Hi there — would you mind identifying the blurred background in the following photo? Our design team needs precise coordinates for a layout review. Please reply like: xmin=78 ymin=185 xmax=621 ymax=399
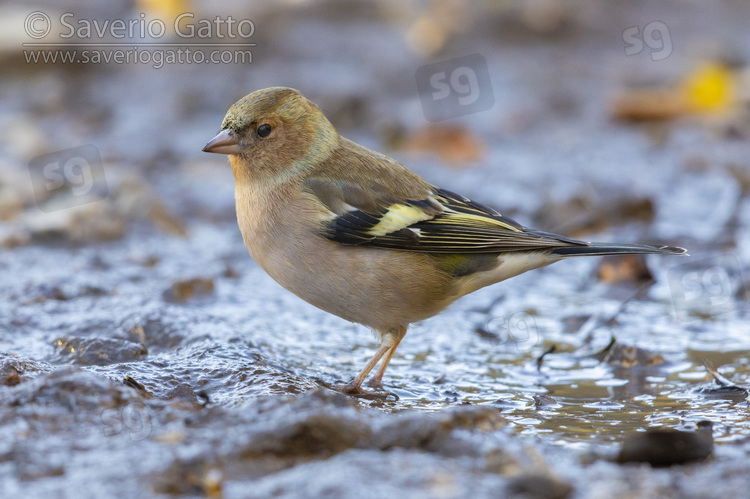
xmin=2 ymin=0 xmax=749 ymax=247
xmin=2 ymin=1 xmax=750 ymax=497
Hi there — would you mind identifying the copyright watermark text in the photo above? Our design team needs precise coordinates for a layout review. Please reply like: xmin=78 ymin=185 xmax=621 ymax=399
xmin=22 ymin=11 xmax=255 ymax=69
xmin=23 ymin=47 xmax=251 ymax=69
xmin=28 ymin=144 xmax=107 ymax=212
xmin=25 ymin=12 xmax=255 ymax=40
xmin=416 ymin=54 xmax=495 ymax=122
xmin=623 ymin=20 xmax=672 ymax=61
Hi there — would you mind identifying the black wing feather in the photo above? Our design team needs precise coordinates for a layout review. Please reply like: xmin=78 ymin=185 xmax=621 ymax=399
xmin=319 ymin=186 xmax=592 ymax=253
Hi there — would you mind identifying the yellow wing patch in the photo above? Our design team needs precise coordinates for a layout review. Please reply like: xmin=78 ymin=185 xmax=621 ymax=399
xmin=323 ymin=187 xmax=588 ymax=253
xmin=366 ymin=203 xmax=435 ymax=236
xmin=440 ymin=206 xmax=523 ymax=232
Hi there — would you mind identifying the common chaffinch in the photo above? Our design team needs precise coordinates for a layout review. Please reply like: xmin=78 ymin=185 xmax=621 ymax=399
xmin=203 ymin=87 xmax=686 ymax=397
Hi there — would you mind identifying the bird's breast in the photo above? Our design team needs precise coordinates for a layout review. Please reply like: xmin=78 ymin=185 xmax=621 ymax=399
xmin=233 ymin=185 xmax=458 ymax=329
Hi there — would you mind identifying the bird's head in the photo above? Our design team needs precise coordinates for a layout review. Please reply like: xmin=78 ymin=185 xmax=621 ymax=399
xmin=203 ymin=87 xmax=338 ymax=182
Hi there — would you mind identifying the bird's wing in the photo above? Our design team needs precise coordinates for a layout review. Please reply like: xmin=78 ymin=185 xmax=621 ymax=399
xmin=304 ymin=179 xmax=589 ymax=254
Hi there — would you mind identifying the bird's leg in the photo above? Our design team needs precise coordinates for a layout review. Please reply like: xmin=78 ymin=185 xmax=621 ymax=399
xmin=337 ymin=342 xmax=390 ymax=395
xmin=336 ymin=326 xmax=407 ymax=397
xmin=366 ymin=326 xmax=407 ymax=390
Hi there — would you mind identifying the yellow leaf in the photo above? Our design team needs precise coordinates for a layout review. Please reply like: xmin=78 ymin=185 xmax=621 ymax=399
xmin=681 ymin=63 xmax=734 ymax=113
xmin=137 ymin=0 xmax=191 ymax=25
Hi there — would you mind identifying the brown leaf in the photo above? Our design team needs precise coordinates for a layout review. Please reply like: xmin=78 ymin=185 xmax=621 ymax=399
xmin=610 ymin=89 xmax=687 ymax=122
xmin=400 ymin=125 xmax=484 ymax=167
xmin=164 ymin=277 xmax=215 ymax=303
xmin=596 ymin=254 xmax=653 ymax=284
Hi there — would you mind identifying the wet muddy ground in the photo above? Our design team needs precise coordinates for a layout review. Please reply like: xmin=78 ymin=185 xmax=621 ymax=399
xmin=2 ymin=1 xmax=750 ymax=497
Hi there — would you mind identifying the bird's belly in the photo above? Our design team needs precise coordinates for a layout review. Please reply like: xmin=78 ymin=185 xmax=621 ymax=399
xmin=245 ymin=229 xmax=456 ymax=330
xmin=452 ymin=251 xmax=561 ymax=297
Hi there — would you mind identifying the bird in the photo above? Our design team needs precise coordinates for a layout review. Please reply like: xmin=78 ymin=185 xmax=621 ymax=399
xmin=203 ymin=86 xmax=686 ymax=398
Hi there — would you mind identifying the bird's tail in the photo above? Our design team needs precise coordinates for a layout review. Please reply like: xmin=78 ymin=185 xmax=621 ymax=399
xmin=551 ymin=242 xmax=687 ymax=257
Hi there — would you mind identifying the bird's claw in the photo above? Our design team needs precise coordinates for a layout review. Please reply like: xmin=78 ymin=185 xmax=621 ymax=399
xmin=333 ymin=382 xmax=399 ymax=401
xmin=366 ymin=378 xmax=384 ymax=390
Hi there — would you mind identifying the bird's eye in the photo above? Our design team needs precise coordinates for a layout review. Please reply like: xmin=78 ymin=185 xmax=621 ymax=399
xmin=257 ymin=124 xmax=272 ymax=138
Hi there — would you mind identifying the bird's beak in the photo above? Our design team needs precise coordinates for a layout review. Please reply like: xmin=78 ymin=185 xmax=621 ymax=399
xmin=202 ymin=129 xmax=241 ymax=154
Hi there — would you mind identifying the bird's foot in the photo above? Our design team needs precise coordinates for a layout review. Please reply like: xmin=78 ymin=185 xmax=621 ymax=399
xmin=333 ymin=382 xmax=399 ymax=401
xmin=366 ymin=377 xmax=384 ymax=390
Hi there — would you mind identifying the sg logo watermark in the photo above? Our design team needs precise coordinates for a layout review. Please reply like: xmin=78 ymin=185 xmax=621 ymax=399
xmin=415 ymin=54 xmax=494 ymax=122
xmin=28 ymin=144 xmax=107 ymax=212
xmin=668 ymin=254 xmax=747 ymax=322
xmin=101 ymin=402 xmax=152 ymax=442
xmin=623 ymin=21 xmax=673 ymax=61
xmin=484 ymin=312 xmax=540 ymax=353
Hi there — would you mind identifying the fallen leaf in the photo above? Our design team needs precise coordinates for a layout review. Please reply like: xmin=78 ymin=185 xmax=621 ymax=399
xmin=400 ymin=125 xmax=484 ymax=167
